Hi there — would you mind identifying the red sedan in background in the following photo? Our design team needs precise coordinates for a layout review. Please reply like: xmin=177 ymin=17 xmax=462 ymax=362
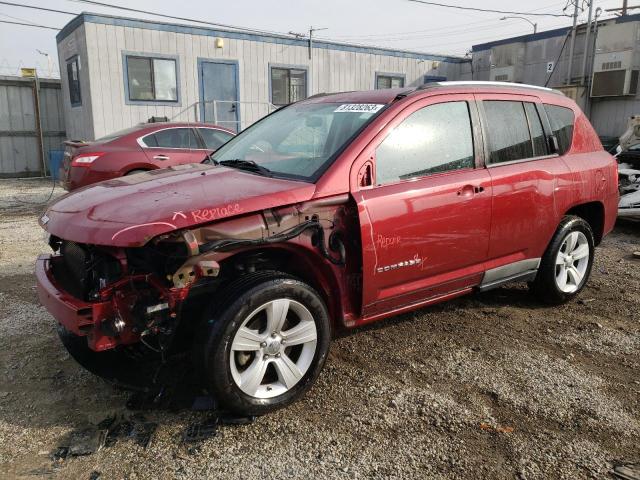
xmin=60 ymin=121 xmax=235 ymax=191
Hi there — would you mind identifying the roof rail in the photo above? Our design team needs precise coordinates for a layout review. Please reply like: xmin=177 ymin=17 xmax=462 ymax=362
xmin=416 ymin=80 xmax=563 ymax=96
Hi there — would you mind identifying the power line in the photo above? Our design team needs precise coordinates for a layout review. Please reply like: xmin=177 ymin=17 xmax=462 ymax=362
xmin=65 ymin=0 xmax=296 ymax=37
xmin=407 ymin=0 xmax=568 ymax=18
xmin=329 ymin=0 xmax=571 ymax=39
xmin=0 ymin=10 xmax=38 ymax=23
xmin=0 ymin=1 xmax=76 ymax=16
xmin=0 ymin=19 xmax=60 ymax=30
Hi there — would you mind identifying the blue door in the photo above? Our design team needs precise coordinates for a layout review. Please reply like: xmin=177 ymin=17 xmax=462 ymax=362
xmin=199 ymin=60 xmax=240 ymax=132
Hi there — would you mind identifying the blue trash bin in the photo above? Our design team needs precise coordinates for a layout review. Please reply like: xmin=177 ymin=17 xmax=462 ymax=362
xmin=48 ymin=150 xmax=64 ymax=181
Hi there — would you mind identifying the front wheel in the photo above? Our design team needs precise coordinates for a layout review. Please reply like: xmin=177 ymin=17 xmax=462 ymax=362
xmin=531 ymin=215 xmax=595 ymax=304
xmin=196 ymin=272 xmax=331 ymax=415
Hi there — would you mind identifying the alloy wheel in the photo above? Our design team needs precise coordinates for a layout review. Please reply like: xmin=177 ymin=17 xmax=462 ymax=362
xmin=554 ymin=231 xmax=590 ymax=294
xmin=229 ymin=299 xmax=318 ymax=399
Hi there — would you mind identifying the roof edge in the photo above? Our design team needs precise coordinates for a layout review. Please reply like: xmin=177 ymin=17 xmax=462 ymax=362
xmin=57 ymin=12 xmax=470 ymax=63
xmin=473 ymin=12 xmax=640 ymax=52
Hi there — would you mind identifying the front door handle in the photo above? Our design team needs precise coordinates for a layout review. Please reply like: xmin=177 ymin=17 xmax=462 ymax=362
xmin=153 ymin=154 xmax=170 ymax=161
xmin=457 ymin=184 xmax=475 ymax=197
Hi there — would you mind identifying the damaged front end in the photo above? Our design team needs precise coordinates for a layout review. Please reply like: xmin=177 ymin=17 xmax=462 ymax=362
xmin=619 ymin=165 xmax=640 ymax=219
xmin=37 ymin=232 xmax=200 ymax=353
xmin=36 ymin=195 xmax=353 ymax=358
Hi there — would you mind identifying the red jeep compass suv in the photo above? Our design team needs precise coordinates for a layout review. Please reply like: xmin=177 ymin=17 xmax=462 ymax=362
xmin=36 ymin=82 xmax=618 ymax=415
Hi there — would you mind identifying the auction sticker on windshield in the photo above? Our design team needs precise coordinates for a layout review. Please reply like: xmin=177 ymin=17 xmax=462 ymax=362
xmin=334 ymin=104 xmax=385 ymax=113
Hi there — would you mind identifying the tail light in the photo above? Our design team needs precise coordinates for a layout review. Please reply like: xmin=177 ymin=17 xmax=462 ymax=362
xmin=71 ymin=152 xmax=104 ymax=167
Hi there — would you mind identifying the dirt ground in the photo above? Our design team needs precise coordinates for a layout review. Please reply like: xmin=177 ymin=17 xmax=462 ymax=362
xmin=0 ymin=178 xmax=638 ymax=479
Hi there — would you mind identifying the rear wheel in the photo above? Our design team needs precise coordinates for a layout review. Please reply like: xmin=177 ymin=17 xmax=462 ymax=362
xmin=125 ymin=169 xmax=148 ymax=176
xmin=196 ymin=272 xmax=331 ymax=415
xmin=531 ymin=216 xmax=594 ymax=304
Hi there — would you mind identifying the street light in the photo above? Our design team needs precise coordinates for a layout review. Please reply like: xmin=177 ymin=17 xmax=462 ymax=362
xmin=500 ymin=16 xmax=538 ymax=34
xmin=36 ymin=49 xmax=53 ymax=77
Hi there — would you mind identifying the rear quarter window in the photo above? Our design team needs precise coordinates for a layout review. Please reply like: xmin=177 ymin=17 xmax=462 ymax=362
xmin=198 ymin=128 xmax=233 ymax=150
xmin=544 ymin=104 xmax=574 ymax=155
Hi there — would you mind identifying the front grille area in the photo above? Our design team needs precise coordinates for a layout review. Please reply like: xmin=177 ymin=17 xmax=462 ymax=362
xmin=52 ymin=241 xmax=122 ymax=301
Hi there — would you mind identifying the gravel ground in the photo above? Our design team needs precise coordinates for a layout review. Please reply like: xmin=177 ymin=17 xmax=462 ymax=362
xmin=0 ymin=178 xmax=639 ymax=479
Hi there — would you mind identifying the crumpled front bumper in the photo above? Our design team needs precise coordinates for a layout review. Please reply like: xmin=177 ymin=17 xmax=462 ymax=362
xmin=35 ymin=254 xmax=120 ymax=351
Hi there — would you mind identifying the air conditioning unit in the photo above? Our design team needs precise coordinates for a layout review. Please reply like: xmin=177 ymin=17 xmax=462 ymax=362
xmin=591 ymin=51 xmax=639 ymax=97
xmin=490 ymin=66 xmax=519 ymax=83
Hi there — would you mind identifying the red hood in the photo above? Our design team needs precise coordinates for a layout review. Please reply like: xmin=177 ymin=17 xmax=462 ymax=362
xmin=42 ymin=163 xmax=315 ymax=246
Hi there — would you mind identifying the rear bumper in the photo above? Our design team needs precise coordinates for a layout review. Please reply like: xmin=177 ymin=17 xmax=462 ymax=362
xmin=61 ymin=167 xmax=115 ymax=191
xmin=36 ymin=254 xmax=119 ymax=351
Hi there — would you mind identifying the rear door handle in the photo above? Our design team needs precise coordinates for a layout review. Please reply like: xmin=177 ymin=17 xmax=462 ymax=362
xmin=457 ymin=185 xmax=485 ymax=197
xmin=153 ymin=154 xmax=170 ymax=161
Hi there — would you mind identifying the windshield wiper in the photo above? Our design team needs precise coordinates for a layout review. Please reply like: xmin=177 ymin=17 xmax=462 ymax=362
xmin=203 ymin=152 xmax=219 ymax=165
xmin=218 ymin=159 xmax=272 ymax=176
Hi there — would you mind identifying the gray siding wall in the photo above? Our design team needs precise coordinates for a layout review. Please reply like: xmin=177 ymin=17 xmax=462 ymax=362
xmin=472 ymin=18 xmax=640 ymax=137
xmin=59 ymin=20 xmax=469 ymax=140
xmin=58 ymin=24 xmax=94 ymax=141
xmin=0 ymin=76 xmax=66 ymax=177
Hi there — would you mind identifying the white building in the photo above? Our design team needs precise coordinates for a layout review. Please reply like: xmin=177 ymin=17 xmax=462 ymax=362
xmin=56 ymin=12 xmax=471 ymax=140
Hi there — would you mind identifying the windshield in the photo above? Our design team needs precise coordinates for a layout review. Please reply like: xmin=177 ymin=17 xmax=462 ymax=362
xmin=211 ymin=102 xmax=385 ymax=181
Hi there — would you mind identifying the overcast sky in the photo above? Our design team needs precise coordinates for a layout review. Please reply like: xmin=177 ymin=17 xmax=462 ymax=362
xmin=0 ymin=0 xmax=630 ymax=78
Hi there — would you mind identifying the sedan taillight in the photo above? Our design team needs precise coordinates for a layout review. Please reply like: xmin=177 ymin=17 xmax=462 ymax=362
xmin=71 ymin=152 xmax=104 ymax=167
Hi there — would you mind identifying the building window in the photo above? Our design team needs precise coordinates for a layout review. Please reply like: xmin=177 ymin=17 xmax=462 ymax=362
xmin=270 ymin=66 xmax=307 ymax=106
xmin=66 ymin=56 xmax=81 ymax=107
xmin=375 ymin=73 xmax=405 ymax=89
xmin=376 ymin=101 xmax=474 ymax=185
xmin=126 ymin=55 xmax=178 ymax=102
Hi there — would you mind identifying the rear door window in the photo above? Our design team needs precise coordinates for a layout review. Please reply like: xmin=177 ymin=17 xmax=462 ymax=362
xmin=544 ymin=104 xmax=575 ymax=155
xmin=198 ymin=128 xmax=233 ymax=150
xmin=483 ymin=101 xmax=533 ymax=164
xmin=524 ymin=102 xmax=548 ymax=157
xmin=375 ymin=101 xmax=474 ymax=185
xmin=143 ymin=128 xmax=200 ymax=149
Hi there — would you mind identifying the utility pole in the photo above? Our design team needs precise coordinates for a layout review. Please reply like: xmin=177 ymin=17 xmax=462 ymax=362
xmin=580 ymin=0 xmax=594 ymax=86
xmin=566 ymin=0 xmax=580 ymax=85
xmin=606 ymin=1 xmax=640 ymax=15
xmin=308 ymin=26 xmax=328 ymax=59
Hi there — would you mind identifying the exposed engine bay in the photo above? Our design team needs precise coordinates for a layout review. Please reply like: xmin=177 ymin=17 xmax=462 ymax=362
xmin=43 ymin=194 xmax=357 ymax=356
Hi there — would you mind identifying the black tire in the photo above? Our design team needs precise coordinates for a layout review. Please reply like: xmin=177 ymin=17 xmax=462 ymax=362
xmin=57 ymin=325 xmax=162 ymax=391
xmin=531 ymin=215 xmax=595 ymax=305
xmin=196 ymin=271 xmax=331 ymax=415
